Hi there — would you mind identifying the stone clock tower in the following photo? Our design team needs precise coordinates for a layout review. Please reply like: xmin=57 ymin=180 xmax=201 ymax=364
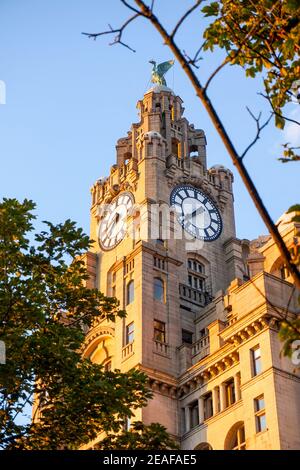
xmin=84 ymin=83 xmax=248 ymax=441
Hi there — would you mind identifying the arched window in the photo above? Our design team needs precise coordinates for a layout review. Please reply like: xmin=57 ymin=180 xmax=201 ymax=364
xmin=270 ymin=257 xmax=290 ymax=281
xmin=127 ymin=280 xmax=134 ymax=305
xmin=194 ymin=442 xmax=213 ymax=450
xmin=124 ymin=151 xmax=132 ymax=165
xmin=189 ymin=144 xmax=199 ymax=157
xmin=85 ymin=334 xmax=114 ymax=369
xmin=225 ymin=422 xmax=246 ymax=450
xmin=154 ymin=277 xmax=164 ymax=302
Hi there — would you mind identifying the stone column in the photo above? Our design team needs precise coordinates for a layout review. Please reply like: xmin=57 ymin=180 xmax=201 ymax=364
xmin=234 ymin=372 xmax=241 ymax=401
xmin=220 ymin=382 xmax=227 ymax=411
xmin=198 ymin=397 xmax=204 ymax=424
xmin=212 ymin=386 xmax=219 ymax=415
xmin=185 ymin=406 xmax=190 ymax=433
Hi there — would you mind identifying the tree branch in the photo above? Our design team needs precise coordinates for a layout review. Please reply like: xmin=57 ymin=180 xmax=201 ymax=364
xmin=82 ymin=13 xmax=141 ymax=52
xmin=259 ymin=92 xmax=300 ymax=126
xmin=240 ymin=107 xmax=273 ymax=160
xmin=171 ymin=1 xmax=203 ymax=39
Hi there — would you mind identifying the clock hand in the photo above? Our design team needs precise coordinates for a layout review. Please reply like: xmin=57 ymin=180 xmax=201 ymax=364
xmin=192 ymin=206 xmax=205 ymax=218
xmin=107 ymin=213 xmax=121 ymax=235
xmin=184 ymin=206 xmax=204 ymax=222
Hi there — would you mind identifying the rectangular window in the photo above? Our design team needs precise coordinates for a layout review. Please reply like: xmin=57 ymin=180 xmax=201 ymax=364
xmin=199 ymin=328 xmax=207 ymax=338
xmin=154 ymin=320 xmax=166 ymax=343
xmin=254 ymin=395 xmax=267 ymax=433
xmin=189 ymin=401 xmax=199 ymax=429
xmin=203 ymin=392 xmax=213 ymax=420
xmin=251 ymin=345 xmax=262 ymax=376
xmin=126 ymin=322 xmax=134 ymax=344
xmin=182 ymin=329 xmax=193 ymax=344
xmin=225 ymin=378 xmax=236 ymax=407
xmin=181 ymin=408 xmax=186 ymax=434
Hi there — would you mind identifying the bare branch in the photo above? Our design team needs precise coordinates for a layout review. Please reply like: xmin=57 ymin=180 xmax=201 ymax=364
xmin=171 ymin=1 xmax=203 ymax=39
xmin=204 ymin=58 xmax=228 ymax=91
xmin=240 ymin=107 xmax=273 ymax=160
xmin=120 ymin=0 xmax=146 ymax=16
xmin=82 ymin=13 xmax=140 ymax=52
xmin=182 ymin=42 xmax=205 ymax=69
xmin=259 ymin=92 xmax=300 ymax=126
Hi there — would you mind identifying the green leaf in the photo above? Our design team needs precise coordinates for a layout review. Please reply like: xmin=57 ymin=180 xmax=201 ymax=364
xmin=202 ymin=2 xmax=220 ymax=17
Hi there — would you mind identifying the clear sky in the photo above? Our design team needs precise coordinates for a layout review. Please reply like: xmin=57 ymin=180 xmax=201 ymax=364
xmin=0 ymin=0 xmax=299 ymax=241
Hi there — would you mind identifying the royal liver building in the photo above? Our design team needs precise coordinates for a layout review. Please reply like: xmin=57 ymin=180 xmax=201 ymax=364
xmin=83 ymin=66 xmax=300 ymax=450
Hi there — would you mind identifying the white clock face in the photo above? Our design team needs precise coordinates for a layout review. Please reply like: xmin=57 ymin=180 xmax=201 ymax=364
xmin=99 ymin=192 xmax=134 ymax=250
xmin=170 ymin=185 xmax=222 ymax=241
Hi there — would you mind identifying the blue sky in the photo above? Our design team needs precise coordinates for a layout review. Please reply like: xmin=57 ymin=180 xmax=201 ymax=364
xmin=0 ymin=0 xmax=299 ymax=241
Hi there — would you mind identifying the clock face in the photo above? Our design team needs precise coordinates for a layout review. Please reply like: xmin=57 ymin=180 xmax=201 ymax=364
xmin=170 ymin=185 xmax=222 ymax=241
xmin=99 ymin=192 xmax=134 ymax=250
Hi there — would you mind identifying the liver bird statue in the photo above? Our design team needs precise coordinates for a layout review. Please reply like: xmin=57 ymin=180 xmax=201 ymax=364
xmin=149 ymin=59 xmax=175 ymax=86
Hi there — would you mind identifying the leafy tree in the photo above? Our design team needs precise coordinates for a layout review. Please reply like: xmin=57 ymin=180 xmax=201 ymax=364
xmin=0 ymin=198 xmax=175 ymax=450
xmin=97 ymin=422 xmax=179 ymax=450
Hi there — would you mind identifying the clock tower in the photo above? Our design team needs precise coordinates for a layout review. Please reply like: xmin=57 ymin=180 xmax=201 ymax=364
xmin=85 ymin=82 xmax=247 ymax=440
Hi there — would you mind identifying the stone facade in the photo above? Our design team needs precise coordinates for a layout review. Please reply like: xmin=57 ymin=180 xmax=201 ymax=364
xmin=83 ymin=85 xmax=300 ymax=450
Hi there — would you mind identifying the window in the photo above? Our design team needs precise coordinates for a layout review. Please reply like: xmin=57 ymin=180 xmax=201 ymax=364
xmin=189 ymin=401 xmax=199 ymax=429
xmin=126 ymin=280 xmax=134 ymax=305
xmin=254 ymin=395 xmax=267 ymax=433
xmin=194 ymin=442 xmax=213 ymax=450
xmin=182 ymin=329 xmax=193 ymax=344
xmin=229 ymin=424 xmax=246 ymax=450
xmin=188 ymin=274 xmax=204 ymax=291
xmin=251 ymin=345 xmax=262 ymax=376
xmin=199 ymin=328 xmax=208 ymax=338
xmin=181 ymin=408 xmax=186 ymax=433
xmin=187 ymin=259 xmax=205 ymax=292
xmin=154 ymin=320 xmax=166 ymax=343
xmin=154 ymin=256 xmax=165 ymax=271
xmin=126 ymin=322 xmax=134 ymax=344
xmin=126 ymin=259 xmax=134 ymax=274
xmin=280 ymin=265 xmax=289 ymax=280
xmin=203 ymin=392 xmax=213 ymax=420
xmin=188 ymin=259 xmax=204 ymax=274
xmin=103 ymin=360 xmax=112 ymax=372
xmin=154 ymin=277 xmax=164 ymax=302
xmin=225 ymin=378 xmax=236 ymax=407
xmin=171 ymin=137 xmax=180 ymax=157
xmin=123 ymin=416 xmax=131 ymax=431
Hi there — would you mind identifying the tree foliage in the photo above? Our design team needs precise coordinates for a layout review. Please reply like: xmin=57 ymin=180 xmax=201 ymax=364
xmin=97 ymin=421 xmax=179 ymax=450
xmin=0 ymin=198 xmax=175 ymax=450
